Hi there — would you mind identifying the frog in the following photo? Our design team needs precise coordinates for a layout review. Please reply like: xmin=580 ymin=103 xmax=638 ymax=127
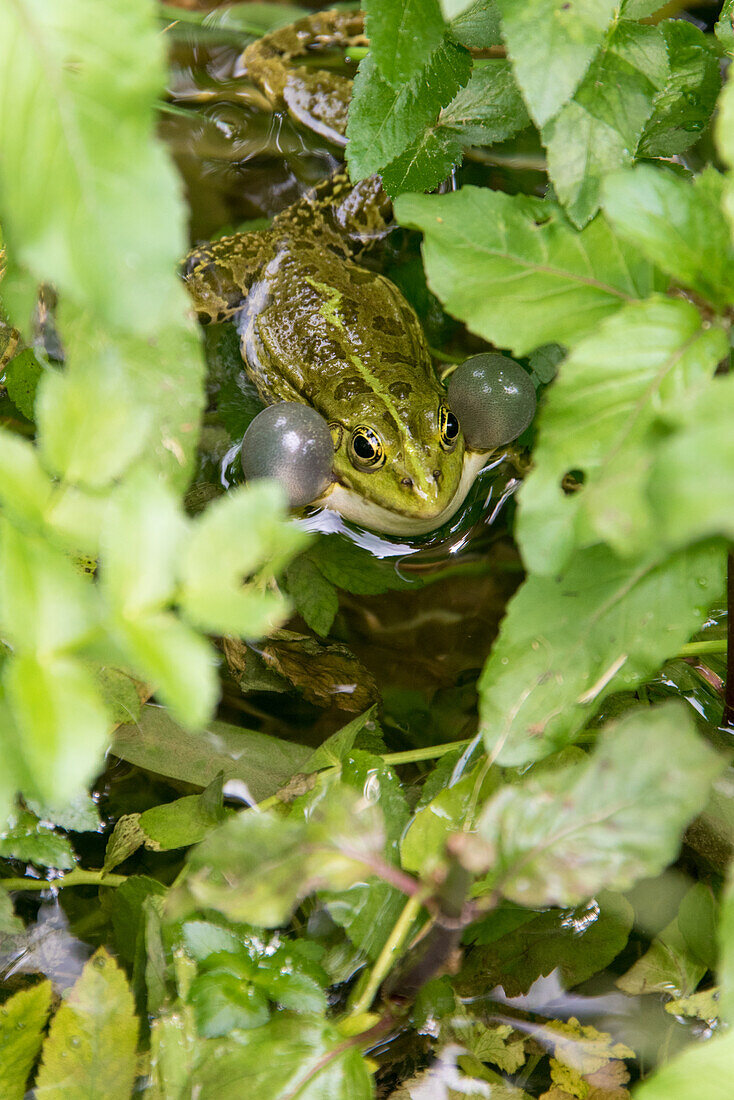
xmin=182 ymin=11 xmax=534 ymax=536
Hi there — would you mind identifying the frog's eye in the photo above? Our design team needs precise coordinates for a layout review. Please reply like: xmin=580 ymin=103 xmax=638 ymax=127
xmin=447 ymin=352 xmax=536 ymax=451
xmin=240 ymin=402 xmax=333 ymax=506
xmin=438 ymin=404 xmax=460 ymax=451
xmin=348 ymin=426 xmax=385 ymax=471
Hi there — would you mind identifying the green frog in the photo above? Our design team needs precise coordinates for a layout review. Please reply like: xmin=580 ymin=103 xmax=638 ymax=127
xmin=183 ymin=11 xmax=533 ymax=536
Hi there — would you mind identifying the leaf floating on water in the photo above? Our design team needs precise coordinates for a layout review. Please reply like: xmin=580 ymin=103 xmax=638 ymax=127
xmin=34 ymin=948 xmax=138 ymax=1100
xmin=262 ymin=631 xmax=380 ymax=712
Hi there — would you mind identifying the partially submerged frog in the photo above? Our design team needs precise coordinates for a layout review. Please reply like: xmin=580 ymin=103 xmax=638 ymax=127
xmin=183 ymin=12 xmax=535 ymax=536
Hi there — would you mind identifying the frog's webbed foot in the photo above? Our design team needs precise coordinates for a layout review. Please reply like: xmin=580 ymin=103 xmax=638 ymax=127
xmin=239 ymin=10 xmax=365 ymax=146
xmin=182 ymin=232 xmax=268 ymax=324
xmin=273 ymin=172 xmax=393 ymax=258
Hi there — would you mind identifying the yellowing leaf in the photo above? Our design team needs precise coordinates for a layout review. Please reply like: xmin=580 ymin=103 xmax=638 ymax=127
xmin=35 ymin=948 xmax=139 ymax=1100
xmin=0 ymin=980 xmax=52 ymax=1100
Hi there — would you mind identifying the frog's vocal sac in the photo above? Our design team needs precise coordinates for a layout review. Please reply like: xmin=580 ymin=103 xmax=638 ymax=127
xmin=182 ymin=11 xmax=529 ymax=536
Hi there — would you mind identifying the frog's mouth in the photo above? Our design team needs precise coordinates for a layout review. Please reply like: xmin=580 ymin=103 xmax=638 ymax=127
xmin=315 ymin=450 xmax=491 ymax=536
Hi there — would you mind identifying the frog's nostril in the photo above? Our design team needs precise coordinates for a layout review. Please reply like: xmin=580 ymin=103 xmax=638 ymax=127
xmin=433 ymin=469 xmax=442 ymax=483
xmin=401 ymin=477 xmax=413 ymax=489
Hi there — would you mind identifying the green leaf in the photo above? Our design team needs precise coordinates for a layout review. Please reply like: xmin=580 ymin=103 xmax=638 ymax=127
xmin=303 ymin=707 xmax=382 ymax=771
xmin=319 ymin=753 xmax=410 ymax=959
xmin=0 ymin=0 xmax=189 ymax=335
xmin=24 ymin=791 xmax=101 ymax=833
xmin=603 ymin=167 xmax=734 ymax=310
xmin=303 ymin=534 xmax=419 ymax=596
xmin=542 ymin=22 xmax=667 ymax=228
xmin=99 ymin=469 xmax=186 ymax=617
xmin=190 ymin=972 xmax=270 ymax=1038
xmin=113 ymin=612 xmax=218 ymax=731
xmin=54 ymin=306 xmax=205 ymax=489
xmin=364 ymin=0 xmax=446 ymax=87
xmin=638 ymin=20 xmax=721 ymax=159
xmin=3 ymin=347 xmax=45 ymax=420
xmin=395 ymin=187 xmax=660 ymax=357
xmin=0 ymin=520 xmax=98 ymax=656
xmin=35 ymin=948 xmax=139 ymax=1100
xmin=111 ymin=705 xmax=311 ymax=800
xmin=449 ymin=0 xmax=502 ymax=48
xmin=496 ymin=0 xmax=618 ymax=128
xmin=439 ymin=61 xmax=529 ymax=148
xmin=0 ymin=889 xmax=22 ymax=935
xmin=517 ymin=298 xmax=728 ymax=571
xmin=0 ymin=981 xmax=52 ymax=1100
xmin=0 ymin=809 xmax=76 ymax=869
xmin=478 ymin=541 xmax=724 ymax=766
xmin=179 ymin=482 xmax=304 ymax=637
xmin=285 ymin=556 xmax=339 ymax=637
xmin=470 ymin=703 xmax=723 ymax=907
xmin=347 ymin=42 xmax=471 ymax=192
xmin=616 ymin=887 xmax=710 ymax=998
xmin=717 ymin=1 xmax=734 ymax=55
xmin=139 ymin=775 xmax=227 ymax=851
xmin=191 ymin=1015 xmax=373 ymax=1100
xmin=36 ymin=353 xmax=152 ymax=490
xmin=634 ymin=1026 xmax=734 ymax=1100
xmin=0 ymin=431 xmax=53 ymax=528
xmin=460 ymin=893 xmax=633 ymax=997
xmin=169 ymin=786 xmax=386 ymax=927
xmin=401 ymin=760 xmax=499 ymax=875
xmin=5 ymin=654 xmax=110 ymax=803
xmin=718 ymin=863 xmax=734 ymax=1025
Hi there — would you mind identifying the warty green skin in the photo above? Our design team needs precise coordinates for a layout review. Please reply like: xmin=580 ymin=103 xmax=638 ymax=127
xmin=182 ymin=13 xmax=490 ymax=535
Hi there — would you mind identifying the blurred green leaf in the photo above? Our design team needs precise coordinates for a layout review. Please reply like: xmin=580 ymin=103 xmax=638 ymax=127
xmin=0 ymin=810 xmax=76 ymax=870
xmin=603 ymin=167 xmax=734 ymax=311
xmin=634 ymin=1026 xmax=734 ymax=1100
xmin=0 ymin=431 xmax=53 ymax=528
xmin=496 ymin=0 xmax=618 ymax=128
xmin=0 ymin=0 xmax=189 ymax=335
xmin=395 ymin=188 xmax=660 ymax=357
xmin=470 ymin=704 xmax=723 ymax=907
xmin=191 ymin=1014 xmax=373 ymax=1099
xmin=190 ymin=972 xmax=270 ymax=1038
xmin=0 ymin=981 xmax=52 ymax=1100
xmin=169 ymin=786 xmax=386 ymax=927
xmin=717 ymin=1 xmax=734 ymax=55
xmin=478 ymin=542 xmax=724 ymax=766
xmin=34 ymin=949 xmax=138 ymax=1100
xmin=461 ymin=894 xmax=633 ymax=996
xmin=111 ymin=705 xmax=311 ymax=799
xmin=24 ymin=791 xmax=101 ymax=834
xmin=5 ymin=654 xmax=109 ymax=803
xmin=517 ymin=298 xmax=728 ymax=571
xmin=140 ymin=775 xmax=227 ymax=851
xmin=36 ymin=353 xmax=152 ymax=490
xmin=617 ymin=885 xmax=711 ymax=998
xmin=179 ymin=482 xmax=304 ymax=637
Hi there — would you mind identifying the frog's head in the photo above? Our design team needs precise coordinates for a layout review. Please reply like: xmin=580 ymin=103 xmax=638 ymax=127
xmin=328 ymin=390 xmax=466 ymax=529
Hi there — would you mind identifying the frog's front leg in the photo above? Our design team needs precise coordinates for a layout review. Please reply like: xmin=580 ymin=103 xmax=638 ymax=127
xmin=239 ymin=10 xmax=365 ymax=146
xmin=182 ymin=231 xmax=268 ymax=324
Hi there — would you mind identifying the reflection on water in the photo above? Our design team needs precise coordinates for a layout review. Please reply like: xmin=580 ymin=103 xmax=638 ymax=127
xmin=0 ymin=898 xmax=90 ymax=993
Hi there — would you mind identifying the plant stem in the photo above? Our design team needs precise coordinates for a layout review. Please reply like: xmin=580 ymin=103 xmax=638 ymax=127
xmin=0 ymin=868 xmax=127 ymax=891
xmin=724 ymin=551 xmax=734 ymax=729
xmin=348 ymin=892 xmax=426 ymax=1017
xmin=380 ymin=739 xmax=473 ymax=766
xmin=676 ymin=639 xmax=728 ymax=658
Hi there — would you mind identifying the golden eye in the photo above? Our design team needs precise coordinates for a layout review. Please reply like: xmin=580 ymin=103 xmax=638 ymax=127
xmin=348 ymin=425 xmax=385 ymax=471
xmin=438 ymin=404 xmax=460 ymax=451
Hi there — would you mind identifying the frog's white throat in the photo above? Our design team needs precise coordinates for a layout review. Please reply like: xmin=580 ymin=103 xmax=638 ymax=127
xmin=315 ymin=450 xmax=492 ymax=536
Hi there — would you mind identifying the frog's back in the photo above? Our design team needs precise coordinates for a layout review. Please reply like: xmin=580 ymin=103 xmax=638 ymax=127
xmin=237 ymin=239 xmax=444 ymax=430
